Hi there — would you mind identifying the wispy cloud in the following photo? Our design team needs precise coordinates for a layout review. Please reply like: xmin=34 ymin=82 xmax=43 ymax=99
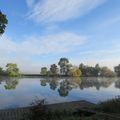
xmin=78 ymin=49 xmax=120 ymax=57
xmin=0 ymin=33 xmax=86 ymax=55
xmin=97 ymin=15 xmax=120 ymax=29
xmin=28 ymin=0 xmax=106 ymax=23
xmin=26 ymin=0 xmax=35 ymax=7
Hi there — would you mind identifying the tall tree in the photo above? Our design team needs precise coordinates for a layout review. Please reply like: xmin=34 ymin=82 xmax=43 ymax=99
xmin=79 ymin=63 xmax=88 ymax=76
xmin=100 ymin=67 xmax=116 ymax=77
xmin=40 ymin=67 xmax=47 ymax=76
xmin=94 ymin=64 xmax=101 ymax=76
xmin=6 ymin=63 xmax=20 ymax=77
xmin=0 ymin=11 xmax=8 ymax=35
xmin=0 ymin=67 xmax=6 ymax=75
xmin=114 ymin=64 xmax=120 ymax=76
xmin=66 ymin=64 xmax=73 ymax=76
xmin=50 ymin=64 xmax=58 ymax=76
xmin=58 ymin=58 xmax=69 ymax=75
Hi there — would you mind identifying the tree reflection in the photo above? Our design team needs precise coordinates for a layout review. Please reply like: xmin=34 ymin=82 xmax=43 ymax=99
xmin=79 ymin=77 xmax=115 ymax=90
xmin=4 ymin=77 xmax=19 ymax=90
xmin=49 ymin=78 xmax=58 ymax=90
xmin=57 ymin=78 xmax=82 ymax=97
xmin=0 ymin=77 xmax=3 ymax=84
xmin=115 ymin=78 xmax=120 ymax=89
xmin=40 ymin=77 xmax=116 ymax=97
xmin=58 ymin=79 xmax=72 ymax=97
xmin=40 ymin=79 xmax=48 ymax=86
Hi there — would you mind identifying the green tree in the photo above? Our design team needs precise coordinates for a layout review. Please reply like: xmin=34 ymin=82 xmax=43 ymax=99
xmin=94 ymin=64 xmax=101 ymax=76
xmin=66 ymin=64 xmax=73 ymax=76
xmin=0 ymin=67 xmax=3 ymax=72
xmin=50 ymin=64 xmax=58 ymax=76
xmin=6 ymin=63 xmax=20 ymax=77
xmin=0 ymin=11 xmax=8 ymax=35
xmin=0 ymin=67 xmax=6 ymax=75
xmin=0 ymin=67 xmax=3 ymax=75
xmin=100 ymin=67 xmax=116 ymax=77
xmin=47 ymin=70 xmax=52 ymax=76
xmin=58 ymin=58 xmax=69 ymax=75
xmin=79 ymin=63 xmax=87 ymax=76
xmin=40 ymin=67 xmax=47 ymax=76
xmin=114 ymin=64 xmax=120 ymax=76
xmin=79 ymin=63 xmax=101 ymax=77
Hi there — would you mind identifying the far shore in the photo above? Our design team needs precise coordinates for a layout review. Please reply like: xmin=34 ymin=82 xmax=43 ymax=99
xmin=0 ymin=74 xmax=119 ymax=78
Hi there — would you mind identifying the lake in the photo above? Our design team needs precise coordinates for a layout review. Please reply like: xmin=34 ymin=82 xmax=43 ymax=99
xmin=0 ymin=77 xmax=120 ymax=110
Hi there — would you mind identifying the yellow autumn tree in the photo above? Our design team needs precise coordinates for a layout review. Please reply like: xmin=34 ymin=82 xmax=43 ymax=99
xmin=70 ymin=66 xmax=82 ymax=77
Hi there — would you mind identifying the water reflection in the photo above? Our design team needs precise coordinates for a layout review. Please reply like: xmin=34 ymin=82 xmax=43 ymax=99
xmin=4 ymin=78 xmax=18 ymax=90
xmin=58 ymin=79 xmax=72 ymax=97
xmin=40 ymin=78 xmax=59 ymax=90
xmin=0 ymin=77 xmax=19 ymax=90
xmin=40 ymin=79 xmax=47 ymax=86
xmin=40 ymin=77 xmax=120 ymax=97
xmin=0 ymin=77 xmax=120 ymax=96
xmin=0 ymin=77 xmax=120 ymax=109
xmin=115 ymin=78 xmax=120 ymax=89
xmin=79 ymin=77 xmax=115 ymax=90
xmin=50 ymin=79 xmax=58 ymax=90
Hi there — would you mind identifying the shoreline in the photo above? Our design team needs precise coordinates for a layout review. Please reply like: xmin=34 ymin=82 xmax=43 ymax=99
xmin=0 ymin=100 xmax=95 ymax=111
xmin=0 ymin=74 xmax=118 ymax=78
xmin=0 ymin=100 xmax=119 ymax=120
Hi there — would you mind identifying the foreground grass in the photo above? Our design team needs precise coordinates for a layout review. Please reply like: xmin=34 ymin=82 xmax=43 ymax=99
xmin=95 ymin=97 xmax=120 ymax=114
xmin=21 ymin=98 xmax=120 ymax=120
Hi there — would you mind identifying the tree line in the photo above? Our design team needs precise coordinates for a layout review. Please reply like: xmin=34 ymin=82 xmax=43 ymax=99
xmin=40 ymin=57 xmax=120 ymax=77
xmin=0 ymin=58 xmax=120 ymax=77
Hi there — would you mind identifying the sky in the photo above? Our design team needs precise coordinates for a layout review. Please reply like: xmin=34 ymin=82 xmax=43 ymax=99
xmin=0 ymin=0 xmax=120 ymax=73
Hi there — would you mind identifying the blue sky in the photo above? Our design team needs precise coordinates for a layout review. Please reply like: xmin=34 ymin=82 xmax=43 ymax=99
xmin=0 ymin=0 xmax=120 ymax=73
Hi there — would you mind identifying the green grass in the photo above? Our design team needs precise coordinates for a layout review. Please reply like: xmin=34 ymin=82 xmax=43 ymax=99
xmin=96 ymin=97 xmax=120 ymax=114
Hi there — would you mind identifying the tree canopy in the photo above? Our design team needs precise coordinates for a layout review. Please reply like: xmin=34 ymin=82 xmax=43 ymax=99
xmin=40 ymin=67 xmax=47 ymax=76
xmin=58 ymin=58 xmax=69 ymax=75
xmin=6 ymin=63 xmax=20 ymax=77
xmin=0 ymin=11 xmax=8 ymax=35
xmin=50 ymin=64 xmax=58 ymax=76
xmin=70 ymin=67 xmax=82 ymax=77
xmin=114 ymin=64 xmax=120 ymax=76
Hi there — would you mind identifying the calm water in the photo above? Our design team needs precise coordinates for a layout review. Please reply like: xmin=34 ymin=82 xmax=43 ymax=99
xmin=0 ymin=77 xmax=120 ymax=109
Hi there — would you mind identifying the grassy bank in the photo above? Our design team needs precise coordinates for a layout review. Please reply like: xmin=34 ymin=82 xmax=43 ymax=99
xmin=21 ymin=97 xmax=120 ymax=120
xmin=0 ymin=98 xmax=119 ymax=120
